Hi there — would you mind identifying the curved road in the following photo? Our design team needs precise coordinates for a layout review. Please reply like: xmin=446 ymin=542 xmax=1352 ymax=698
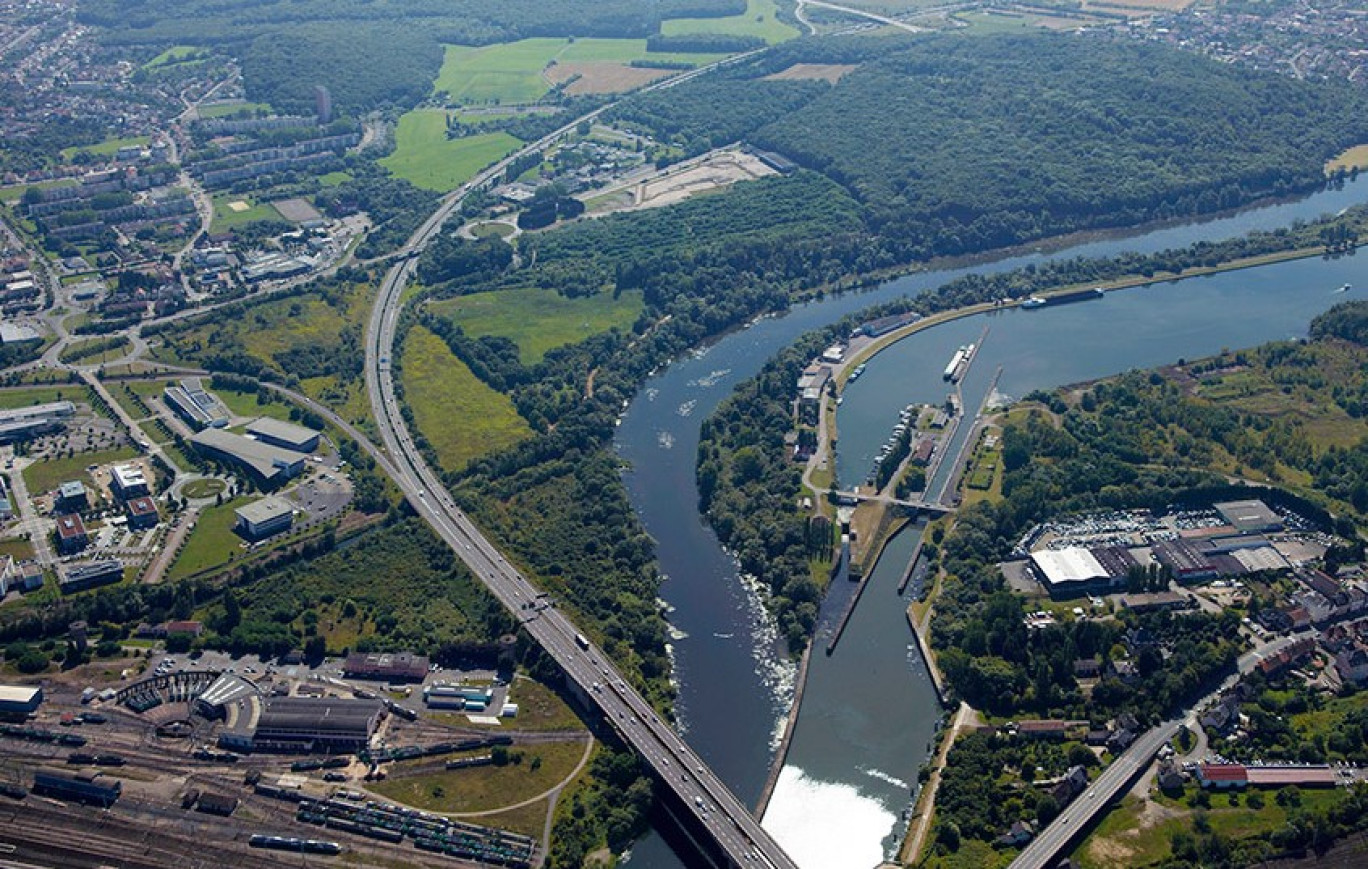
xmin=361 ymin=57 xmax=798 ymax=869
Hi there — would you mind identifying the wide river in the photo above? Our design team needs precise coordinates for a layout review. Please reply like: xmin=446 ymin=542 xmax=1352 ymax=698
xmin=616 ymin=179 xmax=1368 ymax=868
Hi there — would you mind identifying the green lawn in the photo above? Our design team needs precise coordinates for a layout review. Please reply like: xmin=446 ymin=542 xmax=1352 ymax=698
xmin=401 ymin=326 xmax=533 ymax=471
xmin=61 ymin=136 xmax=150 ymax=161
xmin=427 ymin=287 xmax=643 ymax=364
xmin=181 ymin=478 xmax=227 ymax=499
xmin=0 ymin=538 xmax=35 ymax=562
xmin=197 ymin=101 xmax=273 ymax=119
xmin=506 ymin=676 xmax=588 ymax=732
xmin=661 ymin=0 xmax=800 ymax=43
xmin=166 ymin=497 xmax=252 ymax=581
xmin=380 ymin=111 xmax=521 ymax=192
xmin=142 ymin=45 xmax=209 ymax=70
xmin=433 ymin=38 xmax=726 ymax=105
xmin=370 ymin=737 xmax=589 ymax=813
xmin=0 ymin=386 xmax=87 ymax=412
xmin=318 ymin=170 xmax=352 ymax=187
xmin=209 ymin=193 xmax=283 ymax=233
xmin=22 ymin=447 xmax=139 ymax=496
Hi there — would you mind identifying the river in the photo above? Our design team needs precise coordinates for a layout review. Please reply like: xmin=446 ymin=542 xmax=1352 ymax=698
xmin=615 ymin=179 xmax=1368 ymax=868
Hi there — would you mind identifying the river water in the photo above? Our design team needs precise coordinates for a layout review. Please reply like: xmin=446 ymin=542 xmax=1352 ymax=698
xmin=616 ymin=179 xmax=1368 ymax=868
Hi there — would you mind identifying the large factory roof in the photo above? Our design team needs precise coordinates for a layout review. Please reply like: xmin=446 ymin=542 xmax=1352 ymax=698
xmin=1030 ymin=547 xmax=1108 ymax=587
xmin=257 ymin=697 xmax=381 ymax=735
xmin=190 ymin=428 xmax=303 ymax=482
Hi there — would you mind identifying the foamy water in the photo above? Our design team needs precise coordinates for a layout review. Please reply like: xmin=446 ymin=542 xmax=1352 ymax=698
xmin=763 ymin=765 xmax=895 ymax=869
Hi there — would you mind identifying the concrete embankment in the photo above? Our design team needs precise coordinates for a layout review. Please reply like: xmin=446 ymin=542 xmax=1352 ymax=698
xmin=754 ymin=643 xmax=812 ymax=819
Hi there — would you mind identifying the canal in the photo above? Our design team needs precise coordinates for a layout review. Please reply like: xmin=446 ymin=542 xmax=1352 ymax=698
xmin=616 ymin=179 xmax=1368 ymax=868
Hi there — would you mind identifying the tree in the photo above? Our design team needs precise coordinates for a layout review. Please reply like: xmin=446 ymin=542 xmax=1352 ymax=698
xmin=1035 ymin=793 xmax=1060 ymax=825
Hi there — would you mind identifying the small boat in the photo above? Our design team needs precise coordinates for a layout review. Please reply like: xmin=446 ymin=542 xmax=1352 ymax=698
xmin=1335 ymin=283 xmax=1352 ymax=294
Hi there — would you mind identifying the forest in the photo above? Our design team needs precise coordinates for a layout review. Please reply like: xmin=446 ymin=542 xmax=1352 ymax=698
xmin=78 ymin=0 xmax=747 ymax=114
xmin=612 ymin=32 xmax=1368 ymax=263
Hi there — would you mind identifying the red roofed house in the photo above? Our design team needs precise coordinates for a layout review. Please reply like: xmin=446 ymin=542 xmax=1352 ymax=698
xmin=1197 ymin=763 xmax=1248 ymax=789
xmin=55 ymin=514 xmax=87 ymax=554
xmin=124 ymin=496 xmax=159 ymax=530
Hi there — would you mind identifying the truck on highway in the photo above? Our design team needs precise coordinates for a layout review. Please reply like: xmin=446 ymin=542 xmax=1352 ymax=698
xmin=574 ymin=633 xmax=590 ymax=650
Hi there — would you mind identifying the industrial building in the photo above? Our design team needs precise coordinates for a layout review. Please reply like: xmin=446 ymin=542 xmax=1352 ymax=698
xmin=60 ymin=560 xmax=123 ymax=594
xmin=0 ymin=400 xmax=74 ymax=443
xmin=55 ymin=514 xmax=88 ymax=554
xmin=343 ymin=651 xmax=429 ymax=683
xmin=0 ymin=323 xmax=41 ymax=344
xmin=33 ymin=771 xmax=121 ymax=807
xmin=1029 ymin=547 xmax=1126 ymax=596
xmin=245 ymin=416 xmax=321 ymax=453
xmin=1214 ymin=499 xmax=1284 ymax=534
xmin=110 ymin=464 xmax=149 ymax=500
xmin=163 ymin=378 xmax=229 ymax=429
xmin=124 ymin=495 xmax=160 ymax=529
xmin=0 ymin=684 xmax=42 ymax=717
xmin=251 ymin=697 xmax=383 ymax=752
xmin=190 ymin=428 xmax=304 ymax=486
xmin=234 ymin=496 xmax=294 ymax=540
xmin=194 ymin=673 xmax=261 ymax=720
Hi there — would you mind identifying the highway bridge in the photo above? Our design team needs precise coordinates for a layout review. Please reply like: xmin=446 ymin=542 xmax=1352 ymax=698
xmin=361 ymin=61 xmax=800 ymax=869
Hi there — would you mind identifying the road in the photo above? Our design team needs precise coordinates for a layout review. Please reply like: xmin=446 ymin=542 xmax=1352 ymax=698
xmin=356 ymin=56 xmax=800 ymax=869
xmin=1009 ymin=633 xmax=1313 ymax=869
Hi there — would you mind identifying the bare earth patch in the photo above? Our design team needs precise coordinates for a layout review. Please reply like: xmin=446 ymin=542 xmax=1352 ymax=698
xmin=764 ymin=63 xmax=858 ymax=83
xmin=545 ymin=62 xmax=671 ymax=95
xmin=226 ymin=200 xmax=249 ymax=212
xmin=271 ymin=197 xmax=323 ymax=223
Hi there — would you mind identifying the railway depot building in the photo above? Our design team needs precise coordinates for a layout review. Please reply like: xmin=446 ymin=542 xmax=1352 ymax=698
xmin=342 ymin=651 xmax=429 ymax=683
xmin=251 ymin=697 xmax=383 ymax=753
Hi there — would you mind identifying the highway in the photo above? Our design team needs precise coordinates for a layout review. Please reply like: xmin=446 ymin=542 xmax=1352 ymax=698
xmin=1009 ymin=633 xmax=1311 ymax=869
xmin=360 ymin=59 xmax=799 ymax=869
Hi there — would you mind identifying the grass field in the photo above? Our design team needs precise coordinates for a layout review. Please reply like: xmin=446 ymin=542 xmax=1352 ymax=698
xmin=432 ymin=38 xmax=726 ymax=105
xmin=1328 ymin=144 xmax=1368 ymax=174
xmin=209 ymin=193 xmax=282 ymax=233
xmin=318 ymin=170 xmax=352 ymax=187
xmin=370 ymin=737 xmax=589 ymax=813
xmin=400 ymin=326 xmax=533 ymax=471
xmin=427 ymin=288 xmax=643 ymax=364
xmin=142 ymin=45 xmax=208 ymax=70
xmin=198 ymin=101 xmax=272 ymax=119
xmin=380 ymin=111 xmax=521 ymax=192
xmin=166 ymin=497 xmax=251 ymax=581
xmin=61 ymin=136 xmax=150 ymax=161
xmin=1076 ymin=788 xmax=1344 ymax=868
xmin=506 ymin=676 xmax=587 ymax=732
xmin=0 ymin=386 xmax=86 ymax=412
xmin=661 ymin=0 xmax=800 ymax=43
xmin=0 ymin=538 xmax=35 ymax=562
xmin=182 ymin=478 xmax=227 ymax=499
xmin=22 ymin=447 xmax=138 ymax=496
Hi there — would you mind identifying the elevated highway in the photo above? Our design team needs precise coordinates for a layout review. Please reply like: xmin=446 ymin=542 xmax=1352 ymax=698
xmin=362 ymin=59 xmax=799 ymax=869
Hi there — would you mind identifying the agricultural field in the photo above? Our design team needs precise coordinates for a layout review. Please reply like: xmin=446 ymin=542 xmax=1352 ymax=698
xmin=399 ymin=326 xmax=533 ymax=471
xmin=427 ymin=287 xmax=644 ymax=364
xmin=763 ymin=63 xmax=858 ymax=82
xmin=660 ymin=0 xmax=800 ymax=44
xmin=432 ymin=38 xmax=726 ymax=105
xmin=380 ymin=110 xmax=521 ymax=192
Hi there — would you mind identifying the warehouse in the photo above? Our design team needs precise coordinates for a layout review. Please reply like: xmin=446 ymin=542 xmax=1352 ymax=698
xmin=34 ymin=771 xmax=121 ymax=807
xmin=1030 ymin=547 xmax=1125 ymax=597
xmin=0 ymin=684 xmax=42 ymax=717
xmin=0 ymin=400 xmax=74 ymax=442
xmin=234 ymin=496 xmax=294 ymax=540
xmin=1214 ymin=499 xmax=1284 ymax=534
xmin=191 ymin=428 xmax=304 ymax=486
xmin=343 ymin=651 xmax=429 ymax=683
xmin=252 ymin=697 xmax=383 ymax=752
xmin=245 ymin=417 xmax=321 ymax=453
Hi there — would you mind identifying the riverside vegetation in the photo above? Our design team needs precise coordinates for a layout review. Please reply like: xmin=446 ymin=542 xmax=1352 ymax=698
xmin=27 ymin=24 xmax=1368 ymax=865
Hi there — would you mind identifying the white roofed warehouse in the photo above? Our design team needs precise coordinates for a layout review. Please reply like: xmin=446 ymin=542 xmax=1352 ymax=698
xmin=0 ymin=684 xmax=42 ymax=718
xmin=1030 ymin=546 xmax=1128 ymax=597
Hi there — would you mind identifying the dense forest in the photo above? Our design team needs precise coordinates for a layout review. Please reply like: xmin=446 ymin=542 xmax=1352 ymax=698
xmin=78 ymin=0 xmax=746 ymax=114
xmin=611 ymin=33 xmax=1368 ymax=263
